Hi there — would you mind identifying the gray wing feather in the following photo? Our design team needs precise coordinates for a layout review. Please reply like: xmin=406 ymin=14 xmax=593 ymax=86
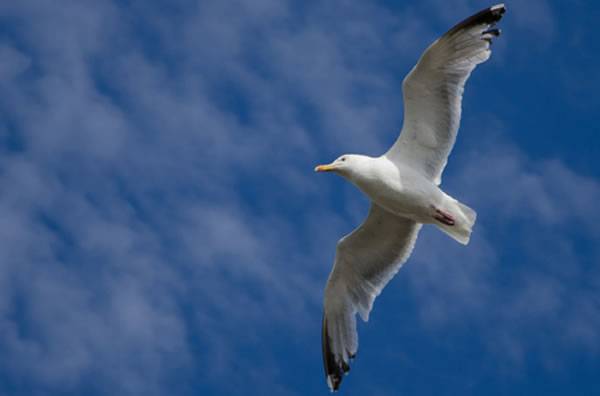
xmin=322 ymin=204 xmax=421 ymax=391
xmin=387 ymin=4 xmax=505 ymax=185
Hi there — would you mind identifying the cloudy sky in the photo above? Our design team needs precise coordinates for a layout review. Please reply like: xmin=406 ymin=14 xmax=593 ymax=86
xmin=0 ymin=0 xmax=599 ymax=395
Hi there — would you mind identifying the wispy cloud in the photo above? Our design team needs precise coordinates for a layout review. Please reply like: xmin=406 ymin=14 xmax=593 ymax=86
xmin=0 ymin=1 xmax=597 ymax=395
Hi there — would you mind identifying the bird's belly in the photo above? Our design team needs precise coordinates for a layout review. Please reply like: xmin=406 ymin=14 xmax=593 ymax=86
xmin=363 ymin=180 xmax=441 ymax=223
xmin=375 ymin=191 xmax=429 ymax=220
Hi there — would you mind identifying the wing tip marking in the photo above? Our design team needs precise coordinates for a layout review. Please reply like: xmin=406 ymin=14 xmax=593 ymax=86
xmin=445 ymin=4 xmax=506 ymax=38
xmin=322 ymin=314 xmax=352 ymax=392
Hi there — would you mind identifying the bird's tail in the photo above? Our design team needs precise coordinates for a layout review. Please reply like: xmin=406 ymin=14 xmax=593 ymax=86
xmin=435 ymin=199 xmax=477 ymax=245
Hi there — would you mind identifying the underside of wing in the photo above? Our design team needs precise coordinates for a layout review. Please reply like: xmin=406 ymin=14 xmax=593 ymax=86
xmin=387 ymin=4 xmax=506 ymax=185
xmin=322 ymin=205 xmax=421 ymax=391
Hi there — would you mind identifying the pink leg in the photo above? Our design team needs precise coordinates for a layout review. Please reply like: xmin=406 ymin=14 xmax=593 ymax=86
xmin=433 ymin=208 xmax=455 ymax=226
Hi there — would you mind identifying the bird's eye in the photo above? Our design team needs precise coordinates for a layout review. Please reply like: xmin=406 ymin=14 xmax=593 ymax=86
xmin=341 ymin=157 xmax=346 ymax=162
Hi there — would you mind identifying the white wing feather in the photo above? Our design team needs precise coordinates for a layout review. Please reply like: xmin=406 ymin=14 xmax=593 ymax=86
xmin=386 ymin=4 xmax=506 ymax=185
xmin=322 ymin=204 xmax=421 ymax=391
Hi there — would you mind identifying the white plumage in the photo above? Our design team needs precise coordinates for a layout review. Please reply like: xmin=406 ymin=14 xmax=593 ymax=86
xmin=315 ymin=4 xmax=506 ymax=391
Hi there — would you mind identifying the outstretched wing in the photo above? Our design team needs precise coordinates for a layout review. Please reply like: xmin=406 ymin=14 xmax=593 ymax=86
xmin=322 ymin=204 xmax=421 ymax=391
xmin=386 ymin=4 xmax=506 ymax=185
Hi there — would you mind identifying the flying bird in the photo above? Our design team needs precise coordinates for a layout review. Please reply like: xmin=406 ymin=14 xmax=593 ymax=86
xmin=315 ymin=4 xmax=506 ymax=391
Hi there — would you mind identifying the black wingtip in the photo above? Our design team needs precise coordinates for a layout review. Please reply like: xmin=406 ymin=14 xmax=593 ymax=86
xmin=484 ymin=28 xmax=501 ymax=37
xmin=445 ymin=3 xmax=506 ymax=37
xmin=322 ymin=315 xmax=350 ymax=392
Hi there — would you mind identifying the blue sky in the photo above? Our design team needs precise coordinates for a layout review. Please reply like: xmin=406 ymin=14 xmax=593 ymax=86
xmin=0 ymin=0 xmax=599 ymax=395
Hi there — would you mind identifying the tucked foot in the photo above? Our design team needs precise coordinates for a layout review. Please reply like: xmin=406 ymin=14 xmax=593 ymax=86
xmin=433 ymin=208 xmax=455 ymax=226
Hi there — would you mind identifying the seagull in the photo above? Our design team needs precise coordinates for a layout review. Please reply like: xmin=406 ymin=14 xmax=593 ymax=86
xmin=314 ymin=4 xmax=506 ymax=391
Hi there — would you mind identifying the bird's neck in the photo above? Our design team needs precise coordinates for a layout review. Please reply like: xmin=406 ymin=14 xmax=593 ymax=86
xmin=345 ymin=156 xmax=385 ymax=185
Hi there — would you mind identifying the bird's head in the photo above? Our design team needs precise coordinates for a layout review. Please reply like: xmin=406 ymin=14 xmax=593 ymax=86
xmin=314 ymin=154 xmax=371 ymax=179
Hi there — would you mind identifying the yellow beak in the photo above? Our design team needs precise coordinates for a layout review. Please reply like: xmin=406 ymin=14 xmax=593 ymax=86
xmin=314 ymin=163 xmax=337 ymax=172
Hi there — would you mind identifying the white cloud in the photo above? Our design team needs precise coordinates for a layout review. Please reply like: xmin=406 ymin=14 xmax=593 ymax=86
xmin=0 ymin=0 xmax=594 ymax=394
